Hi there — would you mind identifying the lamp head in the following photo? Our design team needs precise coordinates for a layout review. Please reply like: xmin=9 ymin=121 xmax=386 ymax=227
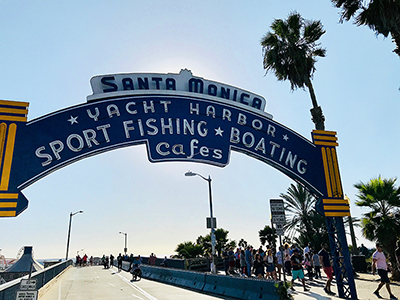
xmin=185 ymin=171 xmax=196 ymax=177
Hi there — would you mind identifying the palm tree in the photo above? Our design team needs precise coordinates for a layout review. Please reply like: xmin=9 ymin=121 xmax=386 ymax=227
xmin=280 ymin=183 xmax=320 ymax=246
xmin=261 ymin=12 xmax=327 ymax=130
xmin=258 ymin=225 xmax=277 ymax=249
xmin=238 ymin=238 xmax=248 ymax=248
xmin=175 ymin=241 xmax=204 ymax=259
xmin=354 ymin=176 xmax=400 ymax=279
xmin=197 ymin=229 xmax=236 ymax=257
xmin=332 ymin=0 xmax=400 ymax=57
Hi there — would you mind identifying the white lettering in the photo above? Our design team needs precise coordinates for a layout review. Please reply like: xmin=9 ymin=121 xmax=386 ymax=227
xmin=107 ymin=104 xmax=120 ymax=118
xmin=190 ymin=103 xmax=199 ymax=115
xmin=187 ymin=139 xmax=199 ymax=159
xmin=172 ymin=144 xmax=185 ymax=155
xmin=126 ymin=102 xmax=137 ymax=114
xmin=200 ymin=146 xmax=209 ymax=157
xmin=146 ymin=119 xmax=158 ymax=135
xmin=123 ymin=120 xmax=135 ymax=138
xmin=252 ymin=119 xmax=263 ymax=130
xmin=242 ymin=132 xmax=255 ymax=148
xmin=160 ymin=100 xmax=171 ymax=113
xmin=87 ymin=107 xmax=100 ymax=121
xmin=143 ymin=101 xmax=155 ymax=113
xmin=297 ymin=159 xmax=307 ymax=174
xmin=49 ymin=140 xmax=64 ymax=160
xmin=230 ymin=127 xmax=240 ymax=143
xmin=213 ymin=149 xmax=223 ymax=159
xmin=66 ymin=134 xmax=84 ymax=152
xmin=35 ymin=146 xmax=52 ymax=166
xmin=96 ymin=124 xmax=111 ymax=142
xmin=82 ymin=129 xmax=99 ymax=148
xmin=206 ymin=105 xmax=216 ymax=118
xmin=197 ymin=121 xmax=208 ymax=137
xmin=255 ymin=138 xmax=266 ymax=154
xmin=156 ymin=142 xmax=170 ymax=155
xmin=222 ymin=109 xmax=231 ymax=121
xmin=285 ymin=151 xmax=297 ymax=168
xmin=237 ymin=113 xmax=246 ymax=125
xmin=161 ymin=118 xmax=173 ymax=134
xmin=267 ymin=125 xmax=276 ymax=137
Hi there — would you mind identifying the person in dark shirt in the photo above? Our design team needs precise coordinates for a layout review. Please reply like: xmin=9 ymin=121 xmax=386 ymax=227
xmin=253 ymin=254 xmax=265 ymax=278
xmin=117 ymin=253 xmax=123 ymax=272
xmin=290 ymin=249 xmax=309 ymax=292
xmin=319 ymin=243 xmax=335 ymax=295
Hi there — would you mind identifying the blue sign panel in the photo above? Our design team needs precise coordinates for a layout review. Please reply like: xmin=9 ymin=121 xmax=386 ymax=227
xmin=0 ymin=71 xmax=350 ymax=217
xmin=0 ymin=91 xmax=329 ymax=217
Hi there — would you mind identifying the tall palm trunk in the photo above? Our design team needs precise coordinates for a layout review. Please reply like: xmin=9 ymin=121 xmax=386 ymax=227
xmin=305 ymin=78 xmax=325 ymax=130
xmin=387 ymin=244 xmax=400 ymax=280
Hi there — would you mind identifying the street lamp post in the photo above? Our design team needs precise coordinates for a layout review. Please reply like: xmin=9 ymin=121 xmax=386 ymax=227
xmin=65 ymin=210 xmax=83 ymax=260
xmin=185 ymin=171 xmax=216 ymax=274
xmin=119 ymin=232 xmax=128 ymax=254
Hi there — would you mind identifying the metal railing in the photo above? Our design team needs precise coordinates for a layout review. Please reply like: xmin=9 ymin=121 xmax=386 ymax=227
xmin=0 ymin=259 xmax=73 ymax=300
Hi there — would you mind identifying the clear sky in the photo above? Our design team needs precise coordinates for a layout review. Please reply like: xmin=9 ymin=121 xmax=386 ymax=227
xmin=0 ymin=1 xmax=398 ymax=260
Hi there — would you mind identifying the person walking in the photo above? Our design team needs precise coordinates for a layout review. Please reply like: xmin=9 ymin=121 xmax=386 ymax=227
xmin=265 ymin=249 xmax=277 ymax=280
xmin=312 ymin=251 xmax=321 ymax=279
xmin=117 ymin=253 xmax=123 ymax=272
xmin=275 ymin=246 xmax=284 ymax=281
xmin=372 ymin=243 xmax=397 ymax=300
xmin=253 ymin=254 xmax=265 ymax=279
xmin=284 ymin=243 xmax=292 ymax=276
xmin=110 ymin=254 xmax=114 ymax=268
xmin=290 ymin=249 xmax=309 ymax=291
xmin=303 ymin=253 xmax=313 ymax=281
xmin=240 ymin=249 xmax=246 ymax=276
xmin=245 ymin=246 xmax=253 ymax=277
xmin=319 ymin=243 xmax=335 ymax=295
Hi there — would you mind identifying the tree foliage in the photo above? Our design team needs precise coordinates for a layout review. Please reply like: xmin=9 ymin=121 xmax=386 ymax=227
xmin=180 ymin=228 xmax=236 ymax=258
xmin=258 ymin=225 xmax=277 ymax=249
xmin=174 ymin=241 xmax=204 ymax=259
xmin=280 ymin=183 xmax=328 ymax=250
xmin=331 ymin=0 xmax=400 ymax=57
xmin=354 ymin=176 xmax=400 ymax=280
xmin=261 ymin=11 xmax=326 ymax=130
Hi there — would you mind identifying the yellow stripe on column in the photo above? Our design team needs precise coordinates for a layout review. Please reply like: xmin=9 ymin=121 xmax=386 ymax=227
xmin=0 ymin=202 xmax=17 ymax=208
xmin=324 ymin=205 xmax=350 ymax=211
xmin=0 ymin=211 xmax=16 ymax=217
xmin=325 ymin=212 xmax=350 ymax=217
xmin=0 ymin=123 xmax=16 ymax=191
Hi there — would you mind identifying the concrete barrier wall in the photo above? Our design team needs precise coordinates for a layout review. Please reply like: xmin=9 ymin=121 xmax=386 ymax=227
xmin=139 ymin=265 xmax=280 ymax=300
xmin=0 ymin=259 xmax=73 ymax=300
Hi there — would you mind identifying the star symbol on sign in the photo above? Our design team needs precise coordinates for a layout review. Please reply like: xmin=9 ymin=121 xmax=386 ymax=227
xmin=67 ymin=115 xmax=79 ymax=125
xmin=215 ymin=127 xmax=224 ymax=137
xmin=283 ymin=134 xmax=289 ymax=141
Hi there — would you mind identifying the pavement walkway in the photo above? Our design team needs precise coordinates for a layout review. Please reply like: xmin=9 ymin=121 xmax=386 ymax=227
xmin=291 ymin=272 xmax=400 ymax=300
xmin=38 ymin=265 xmax=238 ymax=300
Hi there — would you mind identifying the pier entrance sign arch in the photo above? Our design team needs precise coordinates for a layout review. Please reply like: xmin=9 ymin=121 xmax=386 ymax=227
xmin=0 ymin=70 xmax=356 ymax=298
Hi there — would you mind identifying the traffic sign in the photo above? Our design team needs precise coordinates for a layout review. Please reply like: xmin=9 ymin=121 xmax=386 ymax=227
xmin=272 ymin=214 xmax=286 ymax=224
xmin=275 ymin=223 xmax=285 ymax=236
xmin=20 ymin=279 xmax=36 ymax=290
xmin=16 ymin=290 xmax=38 ymax=300
xmin=206 ymin=217 xmax=217 ymax=229
xmin=270 ymin=199 xmax=284 ymax=214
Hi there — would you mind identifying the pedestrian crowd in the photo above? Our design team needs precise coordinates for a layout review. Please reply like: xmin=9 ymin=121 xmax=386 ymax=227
xmin=220 ymin=242 xmax=342 ymax=294
xmin=75 ymin=253 xmax=93 ymax=267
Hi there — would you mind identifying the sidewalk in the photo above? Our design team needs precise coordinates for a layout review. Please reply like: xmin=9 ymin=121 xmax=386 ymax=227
xmin=292 ymin=272 xmax=400 ymax=300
